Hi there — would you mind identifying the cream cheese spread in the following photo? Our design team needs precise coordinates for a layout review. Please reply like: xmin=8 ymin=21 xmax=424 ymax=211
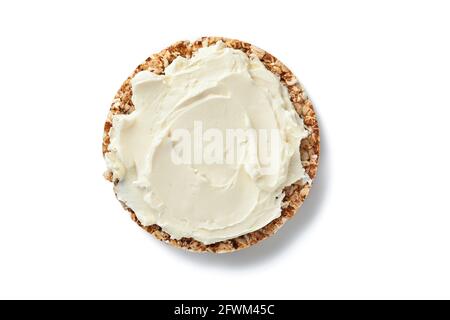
xmin=106 ymin=42 xmax=309 ymax=244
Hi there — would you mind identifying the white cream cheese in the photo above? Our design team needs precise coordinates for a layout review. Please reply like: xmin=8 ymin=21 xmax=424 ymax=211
xmin=106 ymin=42 xmax=309 ymax=244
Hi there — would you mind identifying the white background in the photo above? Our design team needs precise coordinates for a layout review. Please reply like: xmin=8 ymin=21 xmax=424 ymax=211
xmin=0 ymin=0 xmax=449 ymax=300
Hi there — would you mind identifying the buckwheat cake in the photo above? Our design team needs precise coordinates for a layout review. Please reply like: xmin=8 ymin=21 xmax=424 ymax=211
xmin=102 ymin=37 xmax=320 ymax=253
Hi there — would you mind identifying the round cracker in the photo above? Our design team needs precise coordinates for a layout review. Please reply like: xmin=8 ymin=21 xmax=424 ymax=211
xmin=102 ymin=37 xmax=320 ymax=253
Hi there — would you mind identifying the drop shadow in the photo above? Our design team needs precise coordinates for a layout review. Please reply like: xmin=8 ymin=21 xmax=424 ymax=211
xmin=164 ymin=121 xmax=330 ymax=268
